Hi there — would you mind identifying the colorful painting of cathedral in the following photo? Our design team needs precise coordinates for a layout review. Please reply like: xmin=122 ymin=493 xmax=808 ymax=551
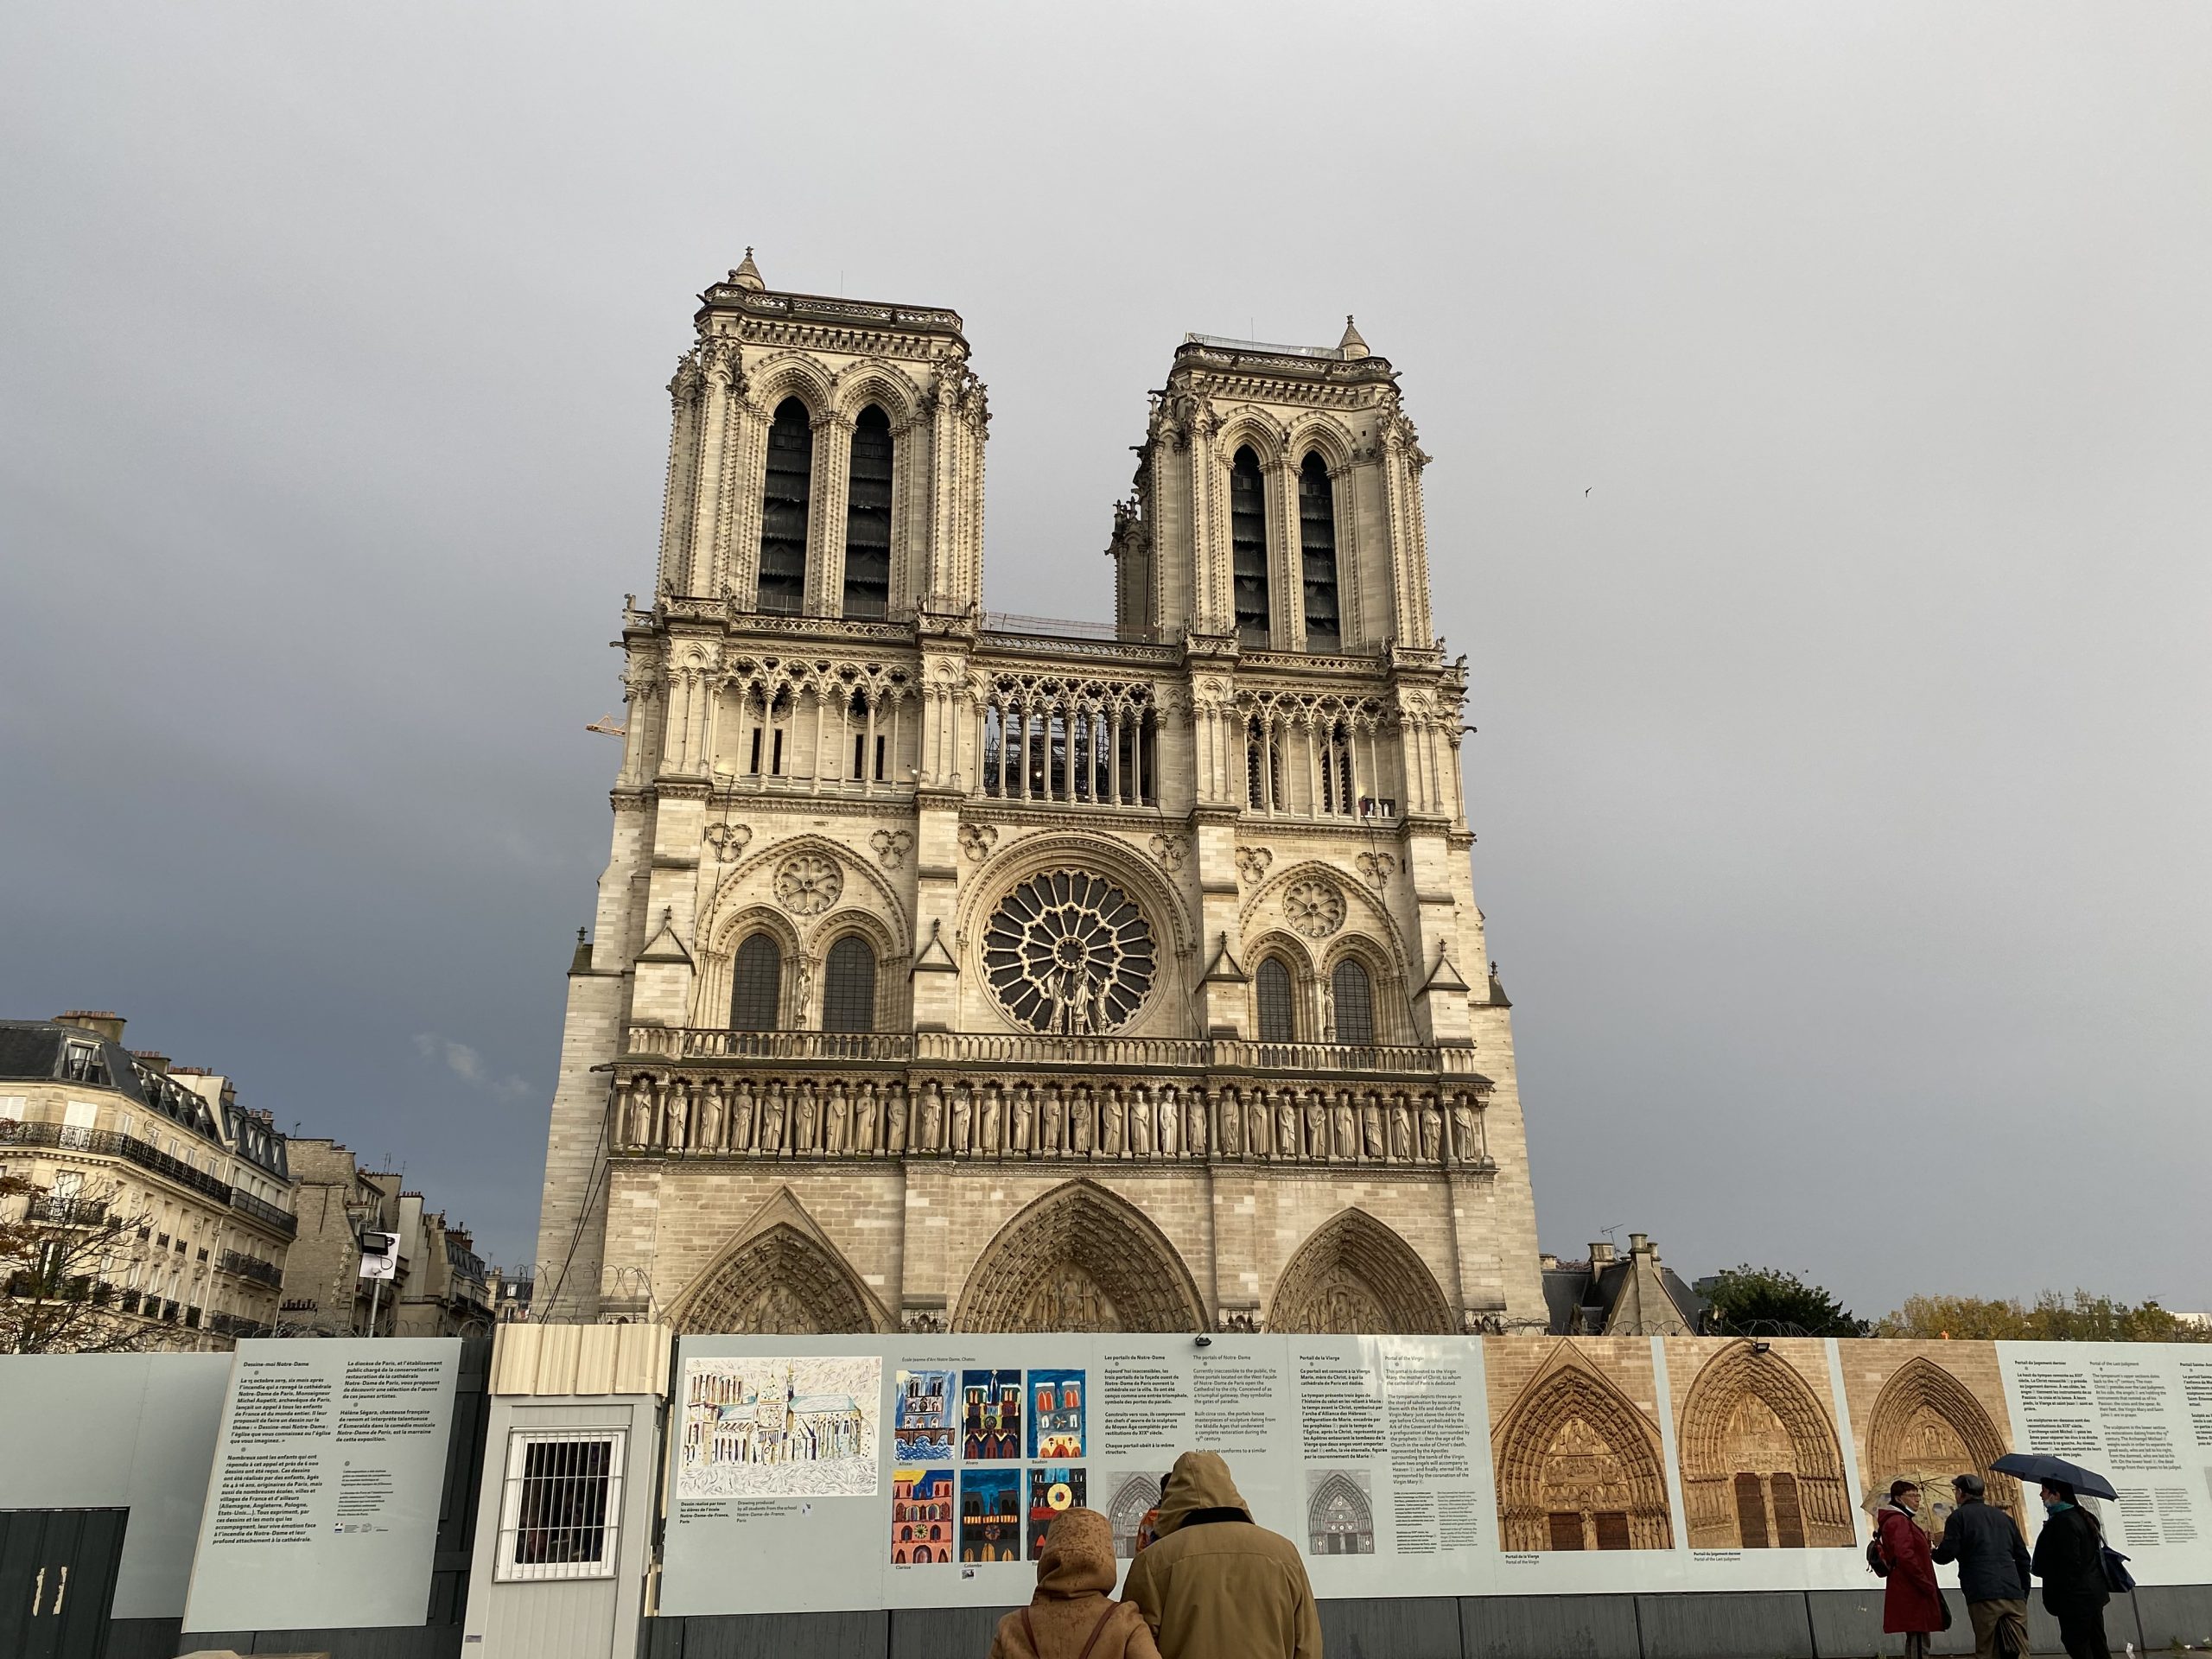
xmin=1027 ymin=1368 xmax=1085 ymax=1459
xmin=961 ymin=1369 xmax=1023 ymax=1460
xmin=959 ymin=1467 xmax=1023 ymax=1563
xmin=1027 ymin=1464 xmax=1088 ymax=1558
xmin=891 ymin=1466 xmax=955 ymax=1564
xmin=677 ymin=1357 xmax=880 ymax=1498
xmin=894 ymin=1367 xmax=955 ymax=1462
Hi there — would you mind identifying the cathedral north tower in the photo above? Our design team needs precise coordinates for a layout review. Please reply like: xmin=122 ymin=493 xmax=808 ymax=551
xmin=535 ymin=257 xmax=1544 ymax=1338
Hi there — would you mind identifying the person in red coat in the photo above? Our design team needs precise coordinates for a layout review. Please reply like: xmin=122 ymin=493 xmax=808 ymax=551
xmin=1878 ymin=1480 xmax=1948 ymax=1658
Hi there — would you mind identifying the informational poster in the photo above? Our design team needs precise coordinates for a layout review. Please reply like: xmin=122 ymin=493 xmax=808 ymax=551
xmin=660 ymin=1334 xmax=2212 ymax=1614
xmin=181 ymin=1338 xmax=461 ymax=1633
xmin=1999 ymin=1341 xmax=2212 ymax=1586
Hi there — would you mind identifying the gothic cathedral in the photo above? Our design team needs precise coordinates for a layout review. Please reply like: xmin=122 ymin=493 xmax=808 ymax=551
xmin=535 ymin=254 xmax=1547 ymax=1336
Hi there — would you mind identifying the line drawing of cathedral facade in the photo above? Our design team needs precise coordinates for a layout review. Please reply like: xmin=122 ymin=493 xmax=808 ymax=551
xmin=533 ymin=252 xmax=1547 ymax=1336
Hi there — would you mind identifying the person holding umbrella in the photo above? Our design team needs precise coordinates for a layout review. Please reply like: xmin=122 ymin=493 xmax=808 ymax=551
xmin=1990 ymin=1452 xmax=2130 ymax=1659
xmin=1875 ymin=1479 xmax=1948 ymax=1658
xmin=2030 ymin=1479 xmax=2114 ymax=1659
xmin=1930 ymin=1474 xmax=2031 ymax=1658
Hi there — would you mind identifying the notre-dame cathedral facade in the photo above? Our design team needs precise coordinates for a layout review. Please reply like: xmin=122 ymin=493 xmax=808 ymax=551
xmin=535 ymin=252 xmax=1546 ymax=1336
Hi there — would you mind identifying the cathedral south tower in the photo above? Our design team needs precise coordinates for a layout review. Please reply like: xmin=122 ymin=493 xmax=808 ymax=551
xmin=535 ymin=257 xmax=1546 ymax=1336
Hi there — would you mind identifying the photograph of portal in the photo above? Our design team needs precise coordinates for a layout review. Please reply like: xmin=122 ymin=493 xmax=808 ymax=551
xmin=1485 ymin=1338 xmax=1675 ymax=1550
xmin=961 ymin=1369 xmax=1023 ymax=1460
xmin=1664 ymin=1338 xmax=1853 ymax=1548
xmin=891 ymin=1466 xmax=954 ymax=1564
xmin=1305 ymin=1468 xmax=1376 ymax=1555
xmin=959 ymin=1466 xmax=1023 ymax=1563
xmin=1028 ymin=1368 xmax=1085 ymax=1459
xmin=1104 ymin=1470 xmax=1166 ymax=1559
xmin=1027 ymin=1464 xmax=1088 ymax=1558
xmin=894 ymin=1367 xmax=954 ymax=1462
xmin=1839 ymin=1341 xmax=2024 ymax=1541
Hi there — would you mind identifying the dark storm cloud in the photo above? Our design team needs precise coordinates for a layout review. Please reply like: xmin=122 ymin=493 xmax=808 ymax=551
xmin=2 ymin=3 xmax=2206 ymax=1314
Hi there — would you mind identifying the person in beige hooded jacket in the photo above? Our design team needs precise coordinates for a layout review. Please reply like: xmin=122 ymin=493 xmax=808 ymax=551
xmin=1122 ymin=1451 xmax=1324 ymax=1659
xmin=988 ymin=1506 xmax=1161 ymax=1659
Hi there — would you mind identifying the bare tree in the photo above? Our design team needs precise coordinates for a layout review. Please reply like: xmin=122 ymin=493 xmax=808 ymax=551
xmin=0 ymin=1171 xmax=156 ymax=1354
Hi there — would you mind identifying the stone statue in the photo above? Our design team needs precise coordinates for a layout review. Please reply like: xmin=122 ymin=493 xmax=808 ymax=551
xmin=1128 ymin=1089 xmax=1152 ymax=1156
xmin=1102 ymin=1088 xmax=1125 ymax=1157
xmin=1070 ymin=1089 xmax=1093 ymax=1154
xmin=824 ymin=1085 xmax=849 ymax=1154
xmin=1389 ymin=1095 xmax=1413 ymax=1161
xmin=1040 ymin=1084 xmax=1064 ymax=1154
xmin=760 ymin=1088 xmax=787 ymax=1154
xmin=919 ymin=1084 xmax=945 ymax=1152
xmin=1186 ymin=1090 xmax=1207 ymax=1157
xmin=1419 ymin=1096 xmax=1442 ymax=1162
xmin=665 ymin=1085 xmax=689 ymax=1150
xmin=626 ymin=1085 xmax=652 ymax=1149
xmin=1361 ymin=1092 xmax=1385 ymax=1160
xmin=855 ymin=1083 xmax=879 ymax=1154
xmin=795 ymin=1084 xmax=818 ymax=1153
xmin=1303 ymin=1091 xmax=1327 ymax=1160
xmin=979 ymin=1084 xmax=1002 ymax=1154
xmin=700 ymin=1084 xmax=724 ymax=1150
xmin=1011 ymin=1084 xmax=1034 ymax=1153
xmin=950 ymin=1087 xmax=972 ymax=1154
xmin=887 ymin=1085 xmax=909 ymax=1154
xmin=1275 ymin=1090 xmax=1298 ymax=1160
xmin=731 ymin=1084 xmax=754 ymax=1152
xmin=1331 ymin=1092 xmax=1357 ymax=1160
xmin=1449 ymin=1096 xmax=1480 ymax=1162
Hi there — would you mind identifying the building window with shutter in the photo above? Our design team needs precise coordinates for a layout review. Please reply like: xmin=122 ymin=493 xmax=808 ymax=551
xmin=758 ymin=397 xmax=813 ymax=614
xmin=1230 ymin=446 xmax=1268 ymax=645
xmin=1298 ymin=453 xmax=1339 ymax=651
xmin=843 ymin=404 xmax=893 ymax=618
xmin=1255 ymin=957 xmax=1296 ymax=1043
xmin=821 ymin=936 xmax=878 ymax=1033
xmin=730 ymin=933 xmax=782 ymax=1030
xmin=1330 ymin=958 xmax=1375 ymax=1046
xmin=495 ymin=1429 xmax=625 ymax=1581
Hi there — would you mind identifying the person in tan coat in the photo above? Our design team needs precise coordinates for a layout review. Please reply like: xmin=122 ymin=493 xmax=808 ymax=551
xmin=1122 ymin=1451 xmax=1324 ymax=1659
xmin=988 ymin=1506 xmax=1161 ymax=1659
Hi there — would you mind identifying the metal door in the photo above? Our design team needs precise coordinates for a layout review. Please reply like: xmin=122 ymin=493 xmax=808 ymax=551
xmin=0 ymin=1509 xmax=128 ymax=1659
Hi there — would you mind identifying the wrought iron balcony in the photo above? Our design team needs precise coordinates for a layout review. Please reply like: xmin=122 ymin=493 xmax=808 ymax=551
xmin=26 ymin=1195 xmax=112 ymax=1227
xmin=218 ymin=1250 xmax=284 ymax=1289
xmin=228 ymin=1188 xmax=298 ymax=1239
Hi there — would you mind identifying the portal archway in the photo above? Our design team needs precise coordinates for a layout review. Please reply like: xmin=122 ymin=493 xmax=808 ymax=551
xmin=953 ymin=1180 xmax=1206 ymax=1332
xmin=669 ymin=1191 xmax=888 ymax=1333
xmin=1266 ymin=1209 xmax=1453 ymax=1333
xmin=1866 ymin=1356 xmax=2023 ymax=1531
xmin=1491 ymin=1345 xmax=1674 ymax=1551
xmin=1677 ymin=1341 xmax=1852 ymax=1548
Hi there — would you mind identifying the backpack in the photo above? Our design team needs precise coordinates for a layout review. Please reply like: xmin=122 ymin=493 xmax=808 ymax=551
xmin=1866 ymin=1535 xmax=1890 ymax=1578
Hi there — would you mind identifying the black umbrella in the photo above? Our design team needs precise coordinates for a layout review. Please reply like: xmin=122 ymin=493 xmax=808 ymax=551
xmin=1990 ymin=1453 xmax=2120 ymax=1502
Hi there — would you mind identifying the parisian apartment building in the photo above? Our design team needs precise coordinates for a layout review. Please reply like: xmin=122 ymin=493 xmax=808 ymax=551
xmin=280 ymin=1138 xmax=494 ymax=1338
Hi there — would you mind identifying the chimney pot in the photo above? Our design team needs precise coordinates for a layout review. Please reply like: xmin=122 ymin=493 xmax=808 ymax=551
xmin=1590 ymin=1240 xmax=1617 ymax=1266
xmin=1630 ymin=1232 xmax=1651 ymax=1255
xmin=58 ymin=1011 xmax=126 ymax=1044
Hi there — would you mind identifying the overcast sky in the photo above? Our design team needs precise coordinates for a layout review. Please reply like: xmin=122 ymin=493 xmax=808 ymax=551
xmin=3 ymin=3 xmax=2206 ymax=1320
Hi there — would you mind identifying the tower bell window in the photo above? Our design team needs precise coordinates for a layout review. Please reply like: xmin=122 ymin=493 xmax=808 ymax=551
xmin=843 ymin=404 xmax=893 ymax=619
xmin=758 ymin=397 xmax=813 ymax=614
xmin=1230 ymin=446 xmax=1269 ymax=646
xmin=1299 ymin=453 xmax=1339 ymax=651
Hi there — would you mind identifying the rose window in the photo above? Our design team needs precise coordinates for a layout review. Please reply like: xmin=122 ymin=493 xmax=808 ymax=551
xmin=775 ymin=853 xmax=842 ymax=916
xmin=1285 ymin=879 xmax=1345 ymax=939
xmin=983 ymin=870 xmax=1156 ymax=1034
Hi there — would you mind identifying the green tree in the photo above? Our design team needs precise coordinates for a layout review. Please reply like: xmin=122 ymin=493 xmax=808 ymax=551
xmin=1700 ymin=1265 xmax=1868 ymax=1338
xmin=1877 ymin=1290 xmax=2210 ymax=1343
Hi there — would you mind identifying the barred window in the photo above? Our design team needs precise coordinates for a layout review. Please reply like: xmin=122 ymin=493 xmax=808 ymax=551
xmin=1230 ymin=445 xmax=1268 ymax=645
xmin=821 ymin=935 xmax=878 ymax=1033
xmin=758 ymin=397 xmax=812 ymax=614
xmin=1255 ymin=957 xmax=1296 ymax=1043
xmin=1330 ymin=958 xmax=1374 ymax=1046
xmin=843 ymin=404 xmax=893 ymax=619
xmin=495 ymin=1429 xmax=624 ymax=1581
xmin=730 ymin=933 xmax=782 ymax=1030
xmin=1298 ymin=453 xmax=1339 ymax=650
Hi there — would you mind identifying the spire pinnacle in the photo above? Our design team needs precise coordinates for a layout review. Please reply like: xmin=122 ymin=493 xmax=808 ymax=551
xmin=730 ymin=247 xmax=766 ymax=292
xmin=1338 ymin=314 xmax=1370 ymax=359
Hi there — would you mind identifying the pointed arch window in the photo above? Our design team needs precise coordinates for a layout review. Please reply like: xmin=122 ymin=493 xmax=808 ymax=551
xmin=1299 ymin=452 xmax=1340 ymax=651
xmin=1230 ymin=446 xmax=1269 ymax=645
xmin=730 ymin=933 xmax=782 ymax=1030
xmin=1330 ymin=958 xmax=1375 ymax=1046
xmin=843 ymin=404 xmax=893 ymax=619
xmin=822 ymin=936 xmax=878 ymax=1033
xmin=1255 ymin=957 xmax=1296 ymax=1043
xmin=758 ymin=397 xmax=813 ymax=615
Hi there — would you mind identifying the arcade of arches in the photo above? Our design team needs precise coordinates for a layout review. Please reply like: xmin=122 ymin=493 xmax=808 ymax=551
xmin=661 ymin=1179 xmax=1482 ymax=1337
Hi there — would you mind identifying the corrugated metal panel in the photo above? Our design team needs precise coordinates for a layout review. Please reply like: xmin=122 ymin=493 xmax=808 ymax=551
xmin=492 ymin=1322 xmax=671 ymax=1399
